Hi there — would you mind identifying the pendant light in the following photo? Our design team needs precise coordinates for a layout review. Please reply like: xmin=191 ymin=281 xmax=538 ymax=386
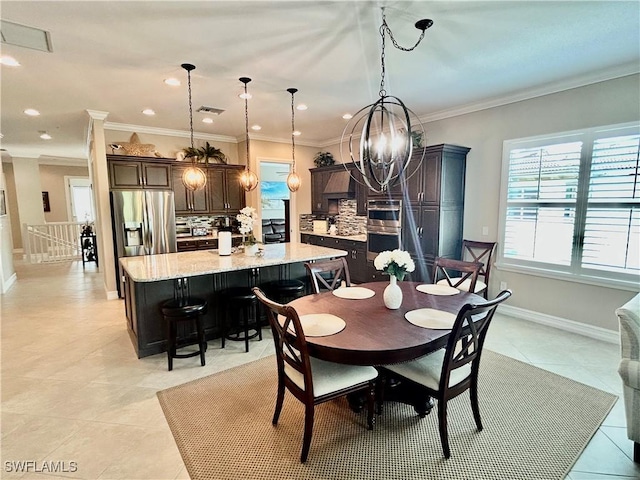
xmin=239 ymin=77 xmax=258 ymax=192
xmin=180 ymin=63 xmax=207 ymax=191
xmin=341 ymin=8 xmax=432 ymax=193
xmin=286 ymin=87 xmax=301 ymax=192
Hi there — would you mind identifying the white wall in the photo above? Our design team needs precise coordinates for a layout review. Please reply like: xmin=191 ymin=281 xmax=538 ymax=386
xmin=0 ymin=159 xmax=16 ymax=293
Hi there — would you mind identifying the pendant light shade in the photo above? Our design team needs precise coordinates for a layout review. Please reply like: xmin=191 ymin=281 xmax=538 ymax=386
xmin=286 ymin=87 xmax=301 ymax=192
xmin=239 ymin=77 xmax=258 ymax=192
xmin=341 ymin=9 xmax=432 ymax=193
xmin=180 ymin=63 xmax=207 ymax=191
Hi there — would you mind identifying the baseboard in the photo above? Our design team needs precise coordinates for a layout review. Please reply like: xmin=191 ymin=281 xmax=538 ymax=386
xmin=1 ymin=272 xmax=17 ymax=294
xmin=106 ymin=290 xmax=119 ymax=301
xmin=499 ymin=304 xmax=619 ymax=345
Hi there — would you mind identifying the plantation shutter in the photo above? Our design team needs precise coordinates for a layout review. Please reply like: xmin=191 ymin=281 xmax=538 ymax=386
xmin=581 ymin=134 xmax=640 ymax=274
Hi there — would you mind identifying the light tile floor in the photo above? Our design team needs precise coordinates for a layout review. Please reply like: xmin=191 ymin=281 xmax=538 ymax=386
xmin=1 ymin=260 xmax=638 ymax=479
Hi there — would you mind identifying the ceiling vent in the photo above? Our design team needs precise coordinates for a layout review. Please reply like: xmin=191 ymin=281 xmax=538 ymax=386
xmin=1 ymin=20 xmax=53 ymax=53
xmin=197 ymin=106 xmax=225 ymax=115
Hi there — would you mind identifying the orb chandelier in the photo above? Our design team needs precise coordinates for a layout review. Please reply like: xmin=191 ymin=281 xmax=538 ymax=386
xmin=239 ymin=77 xmax=259 ymax=192
xmin=341 ymin=8 xmax=432 ymax=193
xmin=286 ymin=87 xmax=301 ymax=192
xmin=180 ymin=63 xmax=207 ymax=191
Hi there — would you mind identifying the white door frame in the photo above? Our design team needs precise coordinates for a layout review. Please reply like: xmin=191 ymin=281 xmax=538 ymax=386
xmin=65 ymin=176 xmax=93 ymax=222
xmin=257 ymin=157 xmax=297 ymax=242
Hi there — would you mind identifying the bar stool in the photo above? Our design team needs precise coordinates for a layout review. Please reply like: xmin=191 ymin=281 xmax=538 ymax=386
xmin=260 ymin=279 xmax=306 ymax=304
xmin=161 ymin=278 xmax=207 ymax=371
xmin=221 ymin=287 xmax=261 ymax=353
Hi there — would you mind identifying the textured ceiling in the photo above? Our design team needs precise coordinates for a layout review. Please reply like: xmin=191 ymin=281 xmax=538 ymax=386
xmin=1 ymin=1 xmax=638 ymax=160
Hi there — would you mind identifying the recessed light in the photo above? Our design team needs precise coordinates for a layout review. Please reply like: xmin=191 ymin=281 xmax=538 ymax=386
xmin=342 ymin=113 xmax=353 ymax=120
xmin=251 ymin=125 xmax=262 ymax=131
xmin=296 ymin=104 xmax=308 ymax=111
xmin=24 ymin=108 xmax=40 ymax=116
xmin=202 ymin=117 xmax=214 ymax=124
xmin=293 ymin=130 xmax=301 ymax=136
xmin=0 ymin=56 xmax=20 ymax=67
xmin=239 ymin=92 xmax=252 ymax=100
xmin=39 ymin=132 xmax=52 ymax=140
xmin=142 ymin=109 xmax=155 ymax=116
xmin=164 ymin=78 xmax=181 ymax=86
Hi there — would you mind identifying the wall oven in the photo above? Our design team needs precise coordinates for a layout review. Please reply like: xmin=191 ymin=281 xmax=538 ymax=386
xmin=366 ymin=199 xmax=402 ymax=261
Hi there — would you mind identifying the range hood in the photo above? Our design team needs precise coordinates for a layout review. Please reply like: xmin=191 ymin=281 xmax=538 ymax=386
xmin=323 ymin=170 xmax=355 ymax=198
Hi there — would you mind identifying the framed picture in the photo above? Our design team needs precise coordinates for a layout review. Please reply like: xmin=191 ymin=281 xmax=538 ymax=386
xmin=42 ymin=191 xmax=50 ymax=212
xmin=0 ymin=189 xmax=6 ymax=216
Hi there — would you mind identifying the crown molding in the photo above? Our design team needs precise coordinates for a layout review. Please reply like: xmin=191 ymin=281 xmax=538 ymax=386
xmin=103 ymin=122 xmax=238 ymax=144
xmin=247 ymin=133 xmax=322 ymax=148
xmin=321 ymin=64 xmax=640 ymax=148
xmin=418 ymin=63 xmax=640 ymax=124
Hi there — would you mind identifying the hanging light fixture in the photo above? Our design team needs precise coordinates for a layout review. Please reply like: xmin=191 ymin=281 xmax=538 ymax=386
xmin=180 ymin=63 xmax=207 ymax=191
xmin=239 ymin=77 xmax=259 ymax=192
xmin=341 ymin=8 xmax=432 ymax=193
xmin=286 ymin=87 xmax=301 ymax=193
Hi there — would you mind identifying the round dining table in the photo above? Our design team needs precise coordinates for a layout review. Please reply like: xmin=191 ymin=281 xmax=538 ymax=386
xmin=288 ymin=281 xmax=483 ymax=366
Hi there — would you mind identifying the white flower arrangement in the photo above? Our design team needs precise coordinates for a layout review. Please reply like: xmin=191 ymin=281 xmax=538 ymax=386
xmin=236 ymin=206 xmax=258 ymax=245
xmin=374 ymin=249 xmax=415 ymax=281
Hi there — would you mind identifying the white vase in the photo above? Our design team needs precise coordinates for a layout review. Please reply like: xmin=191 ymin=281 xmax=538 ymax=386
xmin=383 ymin=275 xmax=403 ymax=310
xmin=244 ymin=244 xmax=259 ymax=256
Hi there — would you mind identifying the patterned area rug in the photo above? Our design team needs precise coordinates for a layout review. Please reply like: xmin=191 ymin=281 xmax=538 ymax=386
xmin=157 ymin=351 xmax=617 ymax=480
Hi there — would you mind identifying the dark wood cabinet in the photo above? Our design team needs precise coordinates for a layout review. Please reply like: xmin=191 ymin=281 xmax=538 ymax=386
xmin=310 ymin=168 xmax=333 ymax=214
xmin=172 ymin=165 xmax=209 ymax=214
xmin=177 ymin=236 xmax=242 ymax=252
xmin=401 ymin=144 xmax=469 ymax=281
xmin=108 ymin=155 xmax=172 ymax=189
xmin=310 ymin=164 xmax=366 ymax=215
xmin=208 ymin=166 xmax=245 ymax=214
xmin=300 ymin=233 xmax=369 ymax=283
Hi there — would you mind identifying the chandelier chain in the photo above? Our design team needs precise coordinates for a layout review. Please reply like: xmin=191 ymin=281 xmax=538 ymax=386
xmin=187 ymin=70 xmax=194 ymax=151
xmin=244 ymin=83 xmax=250 ymax=168
xmin=290 ymin=90 xmax=296 ymax=172
xmin=379 ymin=7 xmax=428 ymax=97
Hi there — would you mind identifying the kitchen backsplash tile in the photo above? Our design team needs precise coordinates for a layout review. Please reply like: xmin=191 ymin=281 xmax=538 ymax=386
xmin=299 ymin=199 xmax=366 ymax=236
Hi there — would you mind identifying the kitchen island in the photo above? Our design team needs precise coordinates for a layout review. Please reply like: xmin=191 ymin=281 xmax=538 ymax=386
xmin=119 ymin=242 xmax=347 ymax=358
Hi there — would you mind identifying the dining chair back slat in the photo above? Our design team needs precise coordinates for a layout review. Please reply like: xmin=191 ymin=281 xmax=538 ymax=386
xmin=461 ymin=240 xmax=497 ymax=298
xmin=433 ymin=257 xmax=482 ymax=293
xmin=304 ymin=257 xmax=351 ymax=294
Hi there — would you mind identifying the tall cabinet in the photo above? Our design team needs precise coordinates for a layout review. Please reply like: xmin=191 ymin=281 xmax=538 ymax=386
xmin=402 ymin=144 xmax=470 ymax=282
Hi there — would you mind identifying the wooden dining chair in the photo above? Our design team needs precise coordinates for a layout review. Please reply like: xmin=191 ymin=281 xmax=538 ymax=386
xmin=379 ymin=289 xmax=512 ymax=459
xmin=252 ymin=287 xmax=378 ymax=463
xmin=433 ymin=257 xmax=483 ymax=294
xmin=304 ymin=257 xmax=351 ymax=294
xmin=460 ymin=240 xmax=497 ymax=298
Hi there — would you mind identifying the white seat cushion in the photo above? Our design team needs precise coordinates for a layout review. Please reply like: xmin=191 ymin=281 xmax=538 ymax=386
xmin=285 ymin=358 xmax=378 ymax=398
xmin=385 ymin=349 xmax=471 ymax=391
xmin=437 ymin=278 xmax=487 ymax=293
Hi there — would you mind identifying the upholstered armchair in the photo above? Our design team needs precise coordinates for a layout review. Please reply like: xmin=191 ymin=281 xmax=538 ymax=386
xmin=617 ymin=293 xmax=640 ymax=463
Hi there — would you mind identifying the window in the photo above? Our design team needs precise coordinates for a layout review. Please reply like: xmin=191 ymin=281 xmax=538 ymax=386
xmin=499 ymin=122 xmax=639 ymax=288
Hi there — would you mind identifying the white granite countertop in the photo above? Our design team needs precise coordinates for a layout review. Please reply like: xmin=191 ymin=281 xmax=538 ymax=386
xmin=119 ymin=242 xmax=347 ymax=282
xmin=300 ymin=231 xmax=367 ymax=242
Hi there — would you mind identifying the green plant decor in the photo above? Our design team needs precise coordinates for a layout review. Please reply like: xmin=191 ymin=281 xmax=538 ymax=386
xmin=313 ymin=151 xmax=335 ymax=167
xmin=181 ymin=142 xmax=228 ymax=164
xmin=198 ymin=142 xmax=227 ymax=164
xmin=182 ymin=146 xmax=200 ymax=161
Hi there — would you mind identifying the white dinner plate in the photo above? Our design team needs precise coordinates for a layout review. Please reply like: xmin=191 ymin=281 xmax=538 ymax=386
xmin=332 ymin=287 xmax=376 ymax=300
xmin=405 ymin=308 xmax=457 ymax=329
xmin=416 ymin=284 xmax=460 ymax=296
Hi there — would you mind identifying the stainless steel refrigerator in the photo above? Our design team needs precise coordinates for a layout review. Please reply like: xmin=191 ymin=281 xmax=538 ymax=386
xmin=111 ymin=190 xmax=177 ymax=297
